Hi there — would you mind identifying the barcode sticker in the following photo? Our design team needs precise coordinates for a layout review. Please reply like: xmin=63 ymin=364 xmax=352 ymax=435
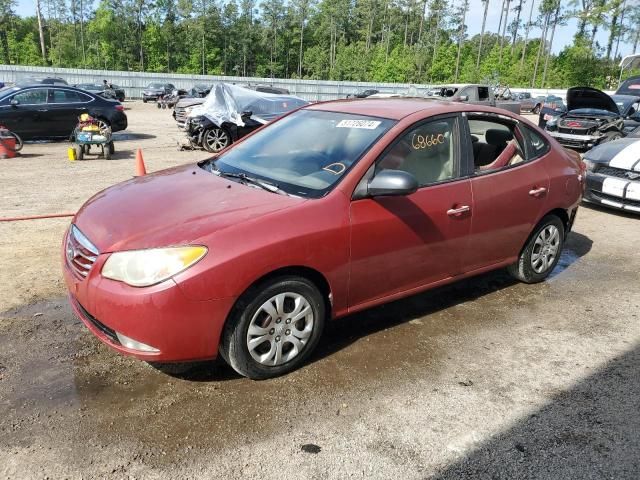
xmin=336 ymin=119 xmax=381 ymax=129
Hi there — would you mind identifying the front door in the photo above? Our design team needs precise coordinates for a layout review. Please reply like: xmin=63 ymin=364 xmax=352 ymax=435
xmin=349 ymin=115 xmax=473 ymax=309
xmin=0 ymin=88 xmax=48 ymax=138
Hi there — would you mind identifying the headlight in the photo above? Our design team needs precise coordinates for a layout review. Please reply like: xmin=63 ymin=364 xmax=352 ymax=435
xmin=101 ymin=246 xmax=207 ymax=287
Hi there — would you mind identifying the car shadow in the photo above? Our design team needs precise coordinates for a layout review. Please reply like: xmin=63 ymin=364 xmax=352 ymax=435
xmin=582 ymin=200 xmax=640 ymax=220
xmin=427 ymin=343 xmax=640 ymax=479
xmin=112 ymin=133 xmax=156 ymax=141
xmin=156 ymin=231 xmax=592 ymax=382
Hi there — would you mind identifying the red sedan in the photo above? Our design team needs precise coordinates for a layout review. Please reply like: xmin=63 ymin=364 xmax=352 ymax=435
xmin=63 ymin=99 xmax=584 ymax=379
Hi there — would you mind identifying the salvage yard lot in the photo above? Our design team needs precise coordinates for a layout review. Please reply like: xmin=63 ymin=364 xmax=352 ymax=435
xmin=1 ymin=102 xmax=639 ymax=478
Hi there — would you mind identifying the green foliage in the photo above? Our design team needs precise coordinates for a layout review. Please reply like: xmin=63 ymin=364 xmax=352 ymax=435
xmin=1 ymin=0 xmax=637 ymax=88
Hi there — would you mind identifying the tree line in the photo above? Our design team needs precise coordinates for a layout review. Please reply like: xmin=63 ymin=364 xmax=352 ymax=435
xmin=0 ymin=0 xmax=638 ymax=89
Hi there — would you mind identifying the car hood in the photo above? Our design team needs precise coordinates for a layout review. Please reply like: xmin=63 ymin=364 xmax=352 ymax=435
xmin=176 ymin=98 xmax=205 ymax=108
xmin=74 ymin=164 xmax=303 ymax=253
xmin=566 ymin=87 xmax=618 ymax=114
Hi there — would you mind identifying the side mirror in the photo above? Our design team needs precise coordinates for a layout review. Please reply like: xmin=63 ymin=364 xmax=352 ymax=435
xmin=241 ymin=110 xmax=252 ymax=119
xmin=368 ymin=170 xmax=418 ymax=197
xmin=10 ymin=99 xmax=18 ymax=107
xmin=458 ymin=95 xmax=469 ymax=102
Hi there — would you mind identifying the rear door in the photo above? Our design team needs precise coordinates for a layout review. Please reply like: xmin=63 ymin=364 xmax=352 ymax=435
xmin=47 ymin=88 xmax=92 ymax=137
xmin=0 ymin=88 xmax=48 ymax=138
xmin=462 ymin=113 xmax=550 ymax=272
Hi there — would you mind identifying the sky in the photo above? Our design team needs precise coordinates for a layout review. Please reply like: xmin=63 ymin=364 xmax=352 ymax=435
xmin=14 ymin=0 xmax=636 ymax=58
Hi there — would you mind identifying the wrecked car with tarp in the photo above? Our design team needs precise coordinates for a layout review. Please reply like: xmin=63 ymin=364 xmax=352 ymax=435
xmin=184 ymin=83 xmax=308 ymax=153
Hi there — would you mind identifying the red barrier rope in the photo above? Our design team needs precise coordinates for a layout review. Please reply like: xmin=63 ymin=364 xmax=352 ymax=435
xmin=0 ymin=212 xmax=75 ymax=222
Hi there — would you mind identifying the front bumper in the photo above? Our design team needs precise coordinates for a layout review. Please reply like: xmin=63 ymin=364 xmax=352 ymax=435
xmin=62 ymin=231 xmax=236 ymax=362
xmin=142 ymin=92 xmax=162 ymax=101
xmin=583 ymin=172 xmax=640 ymax=214
xmin=547 ymin=131 xmax=603 ymax=150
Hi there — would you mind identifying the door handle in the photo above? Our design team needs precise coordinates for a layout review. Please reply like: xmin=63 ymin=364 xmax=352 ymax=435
xmin=37 ymin=109 xmax=48 ymax=112
xmin=447 ymin=205 xmax=471 ymax=216
xmin=529 ymin=187 xmax=547 ymax=197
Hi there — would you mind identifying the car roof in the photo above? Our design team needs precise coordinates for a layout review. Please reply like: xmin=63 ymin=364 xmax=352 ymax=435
xmin=305 ymin=97 xmax=505 ymax=120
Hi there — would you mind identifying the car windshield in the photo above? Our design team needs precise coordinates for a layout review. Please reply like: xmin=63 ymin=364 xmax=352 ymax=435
xmin=211 ymin=110 xmax=395 ymax=198
xmin=148 ymin=83 xmax=163 ymax=88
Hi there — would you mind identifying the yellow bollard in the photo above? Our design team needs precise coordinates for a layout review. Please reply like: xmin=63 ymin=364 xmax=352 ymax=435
xmin=68 ymin=146 xmax=77 ymax=161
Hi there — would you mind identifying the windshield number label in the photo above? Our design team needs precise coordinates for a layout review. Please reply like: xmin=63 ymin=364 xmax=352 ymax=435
xmin=336 ymin=119 xmax=381 ymax=129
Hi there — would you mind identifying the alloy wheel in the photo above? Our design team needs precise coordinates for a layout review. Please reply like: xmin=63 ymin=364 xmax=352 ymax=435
xmin=531 ymin=225 xmax=560 ymax=273
xmin=204 ymin=128 xmax=229 ymax=152
xmin=246 ymin=292 xmax=314 ymax=366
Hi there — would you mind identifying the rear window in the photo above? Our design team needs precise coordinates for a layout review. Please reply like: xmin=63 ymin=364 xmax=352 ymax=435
xmin=617 ymin=78 xmax=640 ymax=95
xmin=522 ymin=126 xmax=550 ymax=159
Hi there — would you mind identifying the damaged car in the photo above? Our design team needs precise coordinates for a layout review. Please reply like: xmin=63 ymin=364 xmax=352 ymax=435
xmin=546 ymin=87 xmax=625 ymax=150
xmin=184 ymin=83 xmax=307 ymax=153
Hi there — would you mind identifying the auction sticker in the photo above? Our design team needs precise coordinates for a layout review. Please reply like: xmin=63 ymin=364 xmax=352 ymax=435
xmin=336 ymin=119 xmax=381 ymax=129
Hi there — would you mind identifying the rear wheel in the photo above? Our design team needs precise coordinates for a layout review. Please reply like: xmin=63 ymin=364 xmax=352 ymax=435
xmin=508 ymin=215 xmax=564 ymax=283
xmin=202 ymin=126 xmax=231 ymax=153
xmin=108 ymin=141 xmax=115 ymax=155
xmin=143 ymin=98 xmax=147 ymax=103
xmin=220 ymin=276 xmax=326 ymax=379
xmin=74 ymin=144 xmax=84 ymax=160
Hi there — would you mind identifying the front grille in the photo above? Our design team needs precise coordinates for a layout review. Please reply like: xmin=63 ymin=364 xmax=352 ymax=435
xmin=75 ymin=298 xmax=119 ymax=344
xmin=558 ymin=127 xmax=592 ymax=135
xmin=591 ymin=190 xmax=640 ymax=208
xmin=595 ymin=165 xmax=639 ymax=179
xmin=66 ymin=225 xmax=99 ymax=279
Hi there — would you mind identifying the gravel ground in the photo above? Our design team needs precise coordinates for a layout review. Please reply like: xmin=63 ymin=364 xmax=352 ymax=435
xmin=0 ymin=103 xmax=639 ymax=479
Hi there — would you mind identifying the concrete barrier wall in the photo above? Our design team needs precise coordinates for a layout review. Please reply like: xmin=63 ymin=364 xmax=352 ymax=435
xmin=0 ymin=65 xmax=592 ymax=102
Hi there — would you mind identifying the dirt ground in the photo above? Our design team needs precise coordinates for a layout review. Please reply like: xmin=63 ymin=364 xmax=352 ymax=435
xmin=1 ymin=103 xmax=639 ymax=479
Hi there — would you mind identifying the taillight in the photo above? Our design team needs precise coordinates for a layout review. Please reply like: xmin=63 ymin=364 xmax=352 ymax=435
xmin=115 ymin=104 xmax=124 ymax=111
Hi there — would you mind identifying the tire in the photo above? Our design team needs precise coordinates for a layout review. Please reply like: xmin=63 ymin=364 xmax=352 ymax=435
xmin=532 ymin=105 xmax=541 ymax=115
xmin=508 ymin=215 xmax=565 ymax=284
xmin=8 ymin=131 xmax=23 ymax=152
xmin=104 ymin=144 xmax=111 ymax=160
xmin=142 ymin=98 xmax=147 ymax=103
xmin=82 ymin=144 xmax=90 ymax=155
xmin=202 ymin=126 xmax=231 ymax=153
xmin=108 ymin=141 xmax=115 ymax=155
xmin=219 ymin=276 xmax=326 ymax=380
xmin=74 ymin=144 xmax=84 ymax=160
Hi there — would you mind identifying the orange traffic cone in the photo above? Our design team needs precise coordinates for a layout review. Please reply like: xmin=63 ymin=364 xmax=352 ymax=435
xmin=135 ymin=148 xmax=147 ymax=176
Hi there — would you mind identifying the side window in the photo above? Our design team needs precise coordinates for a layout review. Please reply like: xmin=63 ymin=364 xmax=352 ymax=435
xmin=478 ymin=87 xmax=490 ymax=101
xmin=49 ymin=89 xmax=90 ymax=103
xmin=12 ymin=89 xmax=47 ymax=105
xmin=376 ymin=117 xmax=457 ymax=187
xmin=522 ymin=126 xmax=550 ymax=159
xmin=468 ymin=117 xmax=526 ymax=173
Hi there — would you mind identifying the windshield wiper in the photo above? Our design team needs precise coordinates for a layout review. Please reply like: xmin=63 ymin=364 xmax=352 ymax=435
xmin=214 ymin=170 xmax=288 ymax=195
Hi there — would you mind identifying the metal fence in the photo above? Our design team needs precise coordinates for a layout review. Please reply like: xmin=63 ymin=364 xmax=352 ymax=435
xmin=1 ymin=65 xmax=580 ymax=101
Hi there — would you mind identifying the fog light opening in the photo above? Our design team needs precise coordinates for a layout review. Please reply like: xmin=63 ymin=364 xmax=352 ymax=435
xmin=115 ymin=332 xmax=160 ymax=353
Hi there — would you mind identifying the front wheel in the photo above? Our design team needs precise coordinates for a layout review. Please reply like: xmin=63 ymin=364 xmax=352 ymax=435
xmin=508 ymin=215 xmax=564 ymax=283
xmin=202 ymin=126 xmax=231 ymax=153
xmin=220 ymin=276 xmax=326 ymax=379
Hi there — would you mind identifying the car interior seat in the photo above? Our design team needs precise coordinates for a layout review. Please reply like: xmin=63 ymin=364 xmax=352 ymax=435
xmin=472 ymin=128 xmax=513 ymax=168
xmin=400 ymin=123 xmax=452 ymax=184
